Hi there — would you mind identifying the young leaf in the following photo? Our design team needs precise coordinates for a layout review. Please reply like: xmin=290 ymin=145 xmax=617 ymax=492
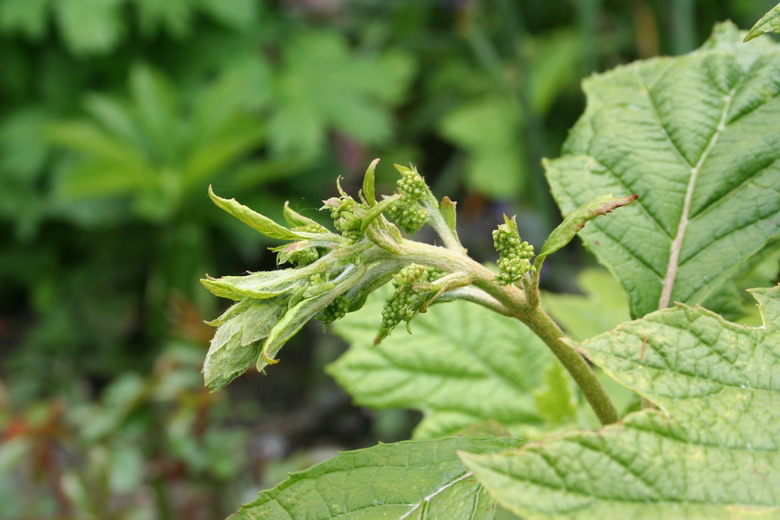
xmin=362 ymin=157 xmax=379 ymax=205
xmin=281 ymin=201 xmax=322 ymax=229
xmin=202 ymin=300 xmax=286 ymax=391
xmin=208 ymin=186 xmax=304 ymax=241
xmin=200 ymin=269 xmax=309 ymax=301
xmin=461 ymin=285 xmax=780 ymax=519
xmin=329 ymin=289 xmax=560 ymax=439
xmin=440 ymin=196 xmax=458 ymax=234
xmin=546 ymin=22 xmax=780 ymax=318
xmin=231 ymin=436 xmax=524 ymax=520
xmin=745 ymin=2 xmax=780 ymax=42
xmin=535 ymin=193 xmax=637 ymax=271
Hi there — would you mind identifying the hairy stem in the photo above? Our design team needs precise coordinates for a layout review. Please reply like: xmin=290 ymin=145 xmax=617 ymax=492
xmin=396 ymin=239 xmax=620 ymax=426
xmin=520 ymin=307 xmax=620 ymax=425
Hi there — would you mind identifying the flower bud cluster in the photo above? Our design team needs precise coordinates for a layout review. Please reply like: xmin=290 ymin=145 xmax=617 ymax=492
xmin=317 ymin=296 xmax=350 ymax=325
xmin=387 ymin=167 xmax=430 ymax=234
xmin=324 ymin=196 xmax=363 ymax=242
xmin=492 ymin=218 xmax=535 ymax=286
xmin=271 ymin=240 xmax=319 ymax=267
xmin=378 ymin=264 xmax=443 ymax=340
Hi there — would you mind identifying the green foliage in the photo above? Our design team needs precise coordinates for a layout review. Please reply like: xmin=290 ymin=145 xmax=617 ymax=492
xmin=0 ymin=0 xmax=259 ymax=54
xmin=461 ymin=287 xmax=780 ymax=519
xmin=49 ymin=62 xmax=270 ymax=223
xmin=546 ymin=22 xmax=780 ymax=318
xmin=232 ymin=436 xmax=523 ymax=520
xmin=330 ymin=288 xmax=562 ymax=439
xmin=268 ymin=30 xmax=415 ymax=158
xmin=542 ymin=269 xmax=630 ymax=342
xmin=200 ymin=20 xmax=780 ymax=520
xmin=745 ymin=2 xmax=780 ymax=41
xmin=5 ymin=3 xmax=780 ymax=519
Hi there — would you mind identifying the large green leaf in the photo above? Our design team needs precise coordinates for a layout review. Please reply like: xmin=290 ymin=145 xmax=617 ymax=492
xmin=545 ymin=22 xmax=780 ymax=318
xmin=745 ymin=3 xmax=780 ymax=42
xmin=329 ymin=290 xmax=559 ymax=439
xmin=461 ymin=285 xmax=780 ymax=519
xmin=231 ymin=436 xmax=523 ymax=520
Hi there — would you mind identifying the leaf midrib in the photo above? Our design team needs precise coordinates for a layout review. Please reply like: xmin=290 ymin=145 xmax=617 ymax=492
xmin=658 ymin=87 xmax=737 ymax=310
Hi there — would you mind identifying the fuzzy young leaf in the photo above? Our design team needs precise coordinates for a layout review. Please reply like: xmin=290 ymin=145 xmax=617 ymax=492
xmin=203 ymin=300 xmax=286 ymax=391
xmin=462 ymin=285 xmax=780 ymax=519
xmin=208 ymin=186 xmax=304 ymax=241
xmin=281 ymin=201 xmax=324 ymax=230
xmin=546 ymin=23 xmax=780 ymax=318
xmin=200 ymin=269 xmax=309 ymax=301
xmin=536 ymin=193 xmax=637 ymax=270
xmin=257 ymin=264 xmax=366 ymax=368
xmin=231 ymin=436 xmax=524 ymax=520
xmin=745 ymin=3 xmax=780 ymax=42
xmin=362 ymin=157 xmax=379 ymax=205
xmin=329 ymin=289 xmax=560 ymax=439
xmin=440 ymin=196 xmax=458 ymax=235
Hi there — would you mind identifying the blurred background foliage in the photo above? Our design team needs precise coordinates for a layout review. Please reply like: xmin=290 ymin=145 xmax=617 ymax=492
xmin=0 ymin=0 xmax=776 ymax=518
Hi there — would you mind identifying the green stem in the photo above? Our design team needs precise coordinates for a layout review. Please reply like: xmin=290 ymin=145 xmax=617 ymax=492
xmin=520 ymin=307 xmax=620 ymax=426
xmin=396 ymin=240 xmax=620 ymax=426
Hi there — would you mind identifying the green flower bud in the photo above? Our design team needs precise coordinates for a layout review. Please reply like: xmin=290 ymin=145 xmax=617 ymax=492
xmin=317 ymin=295 xmax=350 ymax=325
xmin=323 ymin=196 xmax=363 ymax=242
xmin=385 ymin=165 xmax=433 ymax=234
xmin=492 ymin=216 xmax=535 ymax=286
xmin=386 ymin=202 xmax=428 ymax=234
xmin=376 ymin=264 xmax=444 ymax=341
xmin=270 ymin=241 xmax=320 ymax=267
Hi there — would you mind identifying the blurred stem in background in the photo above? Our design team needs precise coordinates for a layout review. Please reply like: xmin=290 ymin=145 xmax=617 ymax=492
xmin=668 ymin=0 xmax=696 ymax=55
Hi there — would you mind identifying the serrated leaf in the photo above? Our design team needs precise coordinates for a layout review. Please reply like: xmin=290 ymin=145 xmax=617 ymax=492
xmin=461 ymin=285 xmax=780 ymax=519
xmin=231 ymin=436 xmax=524 ymax=520
xmin=208 ymin=186 xmax=304 ymax=241
xmin=536 ymin=193 xmax=637 ymax=269
xmin=202 ymin=299 xmax=285 ymax=391
xmin=745 ymin=3 xmax=780 ymax=42
xmin=546 ymin=22 xmax=780 ymax=318
xmin=329 ymin=289 xmax=559 ymax=439
xmin=257 ymin=264 xmax=365 ymax=368
xmin=200 ymin=269 xmax=307 ymax=301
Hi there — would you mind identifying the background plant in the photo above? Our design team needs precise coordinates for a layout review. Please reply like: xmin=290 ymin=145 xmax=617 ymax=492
xmin=200 ymin=16 xmax=780 ymax=520
xmin=1 ymin=1 xmax=779 ymax=519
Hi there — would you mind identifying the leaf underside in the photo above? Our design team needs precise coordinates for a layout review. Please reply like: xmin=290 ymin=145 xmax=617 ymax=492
xmin=546 ymin=22 xmax=780 ymax=318
xmin=462 ymin=285 xmax=780 ymax=519
xmin=329 ymin=289 xmax=559 ymax=439
xmin=231 ymin=436 xmax=523 ymax=520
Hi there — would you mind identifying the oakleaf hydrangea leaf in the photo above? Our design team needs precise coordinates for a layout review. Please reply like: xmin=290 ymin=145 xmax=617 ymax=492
xmin=329 ymin=289 xmax=560 ymax=439
xmin=461 ymin=285 xmax=780 ymax=519
xmin=745 ymin=3 xmax=780 ymax=42
xmin=231 ymin=436 xmax=523 ymax=520
xmin=546 ymin=22 xmax=780 ymax=318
